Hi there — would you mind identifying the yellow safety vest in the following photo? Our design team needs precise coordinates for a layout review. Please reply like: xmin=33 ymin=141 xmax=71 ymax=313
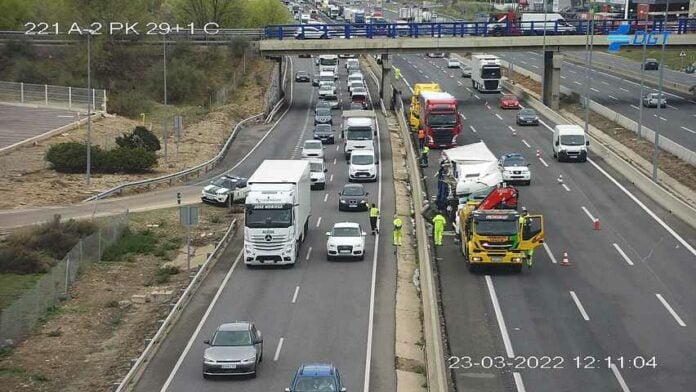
xmin=370 ymin=207 xmax=380 ymax=218
xmin=393 ymin=218 xmax=403 ymax=230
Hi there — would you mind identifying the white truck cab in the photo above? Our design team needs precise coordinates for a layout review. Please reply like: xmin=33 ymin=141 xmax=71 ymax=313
xmin=342 ymin=110 xmax=376 ymax=160
xmin=552 ymin=124 xmax=589 ymax=162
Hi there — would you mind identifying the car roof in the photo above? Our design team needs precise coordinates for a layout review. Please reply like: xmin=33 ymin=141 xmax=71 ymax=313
xmin=298 ymin=363 xmax=336 ymax=376
xmin=217 ymin=322 xmax=252 ymax=331
xmin=342 ymin=183 xmax=365 ymax=190
xmin=333 ymin=222 xmax=360 ymax=229
xmin=501 ymin=153 xmax=525 ymax=161
xmin=350 ymin=149 xmax=374 ymax=156
xmin=306 ymin=158 xmax=324 ymax=164
xmin=304 ymin=139 xmax=322 ymax=145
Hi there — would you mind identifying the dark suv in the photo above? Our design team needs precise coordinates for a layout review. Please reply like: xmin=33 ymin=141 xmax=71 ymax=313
xmin=338 ymin=183 xmax=369 ymax=211
xmin=285 ymin=363 xmax=346 ymax=392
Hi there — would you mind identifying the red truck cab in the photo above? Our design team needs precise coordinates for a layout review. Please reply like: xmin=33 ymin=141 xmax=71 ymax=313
xmin=418 ymin=91 xmax=462 ymax=148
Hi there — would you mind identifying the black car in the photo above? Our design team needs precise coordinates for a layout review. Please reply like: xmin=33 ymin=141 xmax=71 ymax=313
xmin=314 ymin=107 xmax=333 ymax=125
xmin=338 ymin=183 xmax=369 ymax=211
xmin=295 ymin=71 xmax=310 ymax=82
xmin=314 ymin=124 xmax=335 ymax=144
xmin=516 ymin=108 xmax=539 ymax=126
xmin=642 ymin=58 xmax=659 ymax=70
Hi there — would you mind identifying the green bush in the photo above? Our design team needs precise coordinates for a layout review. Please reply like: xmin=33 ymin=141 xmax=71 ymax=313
xmin=101 ymin=147 xmax=157 ymax=173
xmin=46 ymin=142 xmax=157 ymax=173
xmin=45 ymin=142 xmax=92 ymax=173
xmin=0 ymin=246 xmax=50 ymax=274
xmin=155 ymin=265 xmax=180 ymax=284
xmin=116 ymin=126 xmax=161 ymax=152
xmin=108 ymin=90 xmax=153 ymax=118
xmin=102 ymin=228 xmax=158 ymax=261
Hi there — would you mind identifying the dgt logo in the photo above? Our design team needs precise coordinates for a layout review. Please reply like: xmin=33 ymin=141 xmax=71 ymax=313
xmin=607 ymin=23 xmax=670 ymax=53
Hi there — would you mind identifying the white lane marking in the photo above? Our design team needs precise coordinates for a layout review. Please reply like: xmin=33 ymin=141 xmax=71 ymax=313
xmin=609 ymin=95 xmax=618 ymax=100
xmin=520 ymin=60 xmax=528 ymax=65
xmin=460 ymin=113 xmax=467 ymax=121
xmin=538 ymin=157 xmax=549 ymax=167
xmin=336 ymin=145 xmax=340 ymax=151
xmin=291 ymin=286 xmax=300 ymax=303
xmin=316 ymin=217 xmax=322 ymax=227
xmin=543 ymin=243 xmax=558 ymax=264
xmin=659 ymin=116 xmax=667 ymax=122
xmin=581 ymin=206 xmax=596 ymax=222
xmin=612 ymin=243 xmax=634 ymax=266
xmin=656 ymin=294 xmax=687 ymax=327
xmin=611 ymin=364 xmax=631 ymax=392
xmin=474 ymin=94 xmax=480 ymax=100
xmin=305 ymin=246 xmax=312 ymax=260
xmin=363 ymin=77 xmax=384 ymax=392
xmin=561 ymin=75 xmax=567 ymax=79
xmin=530 ymin=64 xmax=539 ymax=69
xmin=513 ymin=372 xmax=526 ymax=392
xmin=573 ymin=81 xmax=582 ymax=85
xmin=522 ymin=139 xmax=531 ymax=148
xmin=419 ymin=69 xmax=424 ymax=74
xmin=667 ymin=104 xmax=678 ymax=110
xmin=630 ymin=104 xmax=640 ymax=110
xmin=273 ymin=337 xmax=285 ymax=361
xmin=495 ymin=113 xmax=503 ymax=120
xmin=569 ymin=291 xmax=590 ymax=321
xmin=569 ymin=69 xmax=577 ymax=74
xmin=333 ymin=158 xmax=337 ymax=164
xmin=159 ymin=250 xmax=243 ymax=391
xmin=562 ymin=184 xmax=571 ymax=192
xmin=324 ymin=193 xmax=328 ymax=202
xmin=329 ymin=174 xmax=334 ymax=182
xmin=620 ymin=87 xmax=630 ymax=92
xmin=601 ymin=80 xmax=610 ymax=85
xmin=590 ymin=87 xmax=600 ymax=93
xmin=57 ymin=115 xmax=74 ymax=118
xmin=470 ymin=125 xmax=477 ymax=133
xmin=466 ymin=87 xmax=472 ymax=92
xmin=680 ymin=126 xmax=696 ymax=135
xmin=485 ymin=276 xmax=515 ymax=357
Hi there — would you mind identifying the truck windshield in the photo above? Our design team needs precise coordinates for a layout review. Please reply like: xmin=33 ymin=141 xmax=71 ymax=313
xmin=428 ymin=114 xmax=457 ymax=126
xmin=309 ymin=162 xmax=323 ymax=172
xmin=560 ymin=135 xmax=585 ymax=146
xmin=481 ymin=66 xmax=501 ymax=79
xmin=245 ymin=206 xmax=293 ymax=228
xmin=346 ymin=128 xmax=372 ymax=140
xmin=351 ymin=154 xmax=374 ymax=165
xmin=475 ymin=220 xmax=518 ymax=236
xmin=320 ymin=57 xmax=338 ymax=66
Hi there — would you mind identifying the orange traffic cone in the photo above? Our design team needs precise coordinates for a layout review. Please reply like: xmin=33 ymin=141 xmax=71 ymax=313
xmin=593 ymin=218 xmax=601 ymax=230
xmin=560 ymin=251 xmax=571 ymax=266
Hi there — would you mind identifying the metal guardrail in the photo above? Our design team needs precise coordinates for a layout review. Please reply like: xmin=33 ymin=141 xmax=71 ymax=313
xmin=83 ymin=112 xmax=264 ymax=202
xmin=113 ymin=218 xmax=238 ymax=392
xmin=265 ymin=18 xmax=696 ymax=39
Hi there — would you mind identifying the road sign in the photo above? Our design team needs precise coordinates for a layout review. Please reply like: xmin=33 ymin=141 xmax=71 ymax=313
xmin=180 ymin=206 xmax=199 ymax=226
xmin=680 ymin=51 xmax=687 ymax=57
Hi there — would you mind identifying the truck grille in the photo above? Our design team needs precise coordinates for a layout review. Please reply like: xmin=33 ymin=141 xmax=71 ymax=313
xmin=250 ymin=234 xmax=287 ymax=251
xmin=484 ymin=80 xmax=499 ymax=91
xmin=431 ymin=129 xmax=454 ymax=145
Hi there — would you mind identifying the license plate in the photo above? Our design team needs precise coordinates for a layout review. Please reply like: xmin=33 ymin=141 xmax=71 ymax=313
xmin=221 ymin=364 xmax=237 ymax=369
xmin=340 ymin=250 xmax=350 ymax=254
xmin=359 ymin=174 xmax=367 ymax=177
xmin=349 ymin=205 xmax=357 ymax=208
xmin=492 ymin=257 xmax=503 ymax=262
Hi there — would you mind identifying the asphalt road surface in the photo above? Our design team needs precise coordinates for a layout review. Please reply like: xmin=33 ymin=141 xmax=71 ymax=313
xmin=0 ymin=103 xmax=80 ymax=149
xmin=393 ymin=53 xmax=696 ymax=392
xmin=131 ymin=57 xmax=398 ymax=392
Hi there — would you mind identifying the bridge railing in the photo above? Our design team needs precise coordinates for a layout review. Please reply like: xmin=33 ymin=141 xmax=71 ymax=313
xmin=264 ymin=18 xmax=696 ymax=39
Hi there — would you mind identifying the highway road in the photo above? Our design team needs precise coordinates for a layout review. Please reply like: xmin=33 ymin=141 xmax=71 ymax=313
xmin=496 ymin=50 xmax=696 ymax=151
xmin=392 ymin=52 xmax=696 ymax=392
xmin=131 ymin=57 xmax=398 ymax=391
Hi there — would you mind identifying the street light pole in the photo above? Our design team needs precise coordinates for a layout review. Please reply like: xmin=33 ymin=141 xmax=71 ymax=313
xmin=163 ymin=33 xmax=168 ymax=163
xmin=637 ymin=10 xmax=649 ymax=138
xmin=583 ymin=7 xmax=595 ymax=137
xmin=652 ymin=0 xmax=671 ymax=181
xmin=86 ymin=30 xmax=92 ymax=186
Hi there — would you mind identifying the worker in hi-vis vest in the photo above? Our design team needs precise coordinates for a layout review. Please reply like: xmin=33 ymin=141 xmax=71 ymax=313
xmin=417 ymin=128 xmax=426 ymax=149
xmin=432 ymin=212 xmax=446 ymax=246
xmin=369 ymin=203 xmax=380 ymax=235
xmin=393 ymin=214 xmax=403 ymax=246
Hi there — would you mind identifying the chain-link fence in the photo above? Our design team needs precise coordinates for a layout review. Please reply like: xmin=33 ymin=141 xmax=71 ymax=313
xmin=0 ymin=213 xmax=129 ymax=348
xmin=0 ymin=81 xmax=107 ymax=113
xmin=263 ymin=63 xmax=281 ymax=114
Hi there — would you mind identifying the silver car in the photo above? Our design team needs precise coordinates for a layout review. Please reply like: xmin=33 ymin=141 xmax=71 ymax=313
xmin=203 ymin=322 xmax=263 ymax=378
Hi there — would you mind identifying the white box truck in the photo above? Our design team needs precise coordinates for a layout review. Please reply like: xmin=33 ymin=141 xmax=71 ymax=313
xmin=244 ymin=160 xmax=311 ymax=266
xmin=471 ymin=54 xmax=502 ymax=93
xmin=342 ymin=110 xmax=376 ymax=160
xmin=441 ymin=141 xmax=503 ymax=199
xmin=552 ymin=124 xmax=589 ymax=162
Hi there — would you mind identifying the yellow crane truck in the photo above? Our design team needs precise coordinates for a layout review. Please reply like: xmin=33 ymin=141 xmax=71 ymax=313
xmin=457 ymin=186 xmax=544 ymax=273
xmin=409 ymin=83 xmax=441 ymax=130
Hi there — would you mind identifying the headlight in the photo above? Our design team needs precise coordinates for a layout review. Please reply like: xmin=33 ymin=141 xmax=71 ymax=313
xmin=339 ymin=199 xmax=346 ymax=204
xmin=204 ymin=356 xmax=216 ymax=363
xmin=328 ymin=243 xmax=336 ymax=248
xmin=240 ymin=356 xmax=256 ymax=364
xmin=359 ymin=200 xmax=367 ymax=204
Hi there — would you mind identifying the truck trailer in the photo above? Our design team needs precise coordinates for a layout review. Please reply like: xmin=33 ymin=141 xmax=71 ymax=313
xmin=244 ymin=160 xmax=311 ymax=266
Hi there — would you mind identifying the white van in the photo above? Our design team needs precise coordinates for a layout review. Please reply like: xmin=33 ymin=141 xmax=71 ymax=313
xmin=318 ymin=71 xmax=335 ymax=87
xmin=520 ymin=13 xmax=576 ymax=34
xmin=348 ymin=149 xmax=377 ymax=182
xmin=552 ymin=124 xmax=589 ymax=162
xmin=343 ymin=115 xmax=375 ymax=160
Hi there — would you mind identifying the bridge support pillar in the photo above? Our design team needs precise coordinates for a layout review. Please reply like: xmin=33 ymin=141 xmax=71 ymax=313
xmin=542 ymin=51 xmax=563 ymax=110
xmin=380 ymin=53 xmax=393 ymax=106
xmin=278 ymin=56 xmax=284 ymax=97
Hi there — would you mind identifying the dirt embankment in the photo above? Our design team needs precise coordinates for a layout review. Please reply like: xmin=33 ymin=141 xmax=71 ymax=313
xmin=0 ymin=206 xmax=238 ymax=392
xmin=0 ymin=59 xmax=273 ymax=210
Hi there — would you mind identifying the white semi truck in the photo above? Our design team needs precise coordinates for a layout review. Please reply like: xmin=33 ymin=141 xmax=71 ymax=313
xmin=470 ymin=54 xmax=502 ymax=93
xmin=244 ymin=160 xmax=311 ymax=267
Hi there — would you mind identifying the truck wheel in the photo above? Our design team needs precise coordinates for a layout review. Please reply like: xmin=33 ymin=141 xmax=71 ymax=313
xmin=512 ymin=264 xmax=523 ymax=274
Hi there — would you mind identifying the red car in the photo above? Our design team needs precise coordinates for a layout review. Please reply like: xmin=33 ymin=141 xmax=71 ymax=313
xmin=500 ymin=94 xmax=520 ymax=109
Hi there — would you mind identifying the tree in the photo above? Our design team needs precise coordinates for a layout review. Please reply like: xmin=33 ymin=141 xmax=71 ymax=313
xmin=173 ymin=0 xmax=239 ymax=27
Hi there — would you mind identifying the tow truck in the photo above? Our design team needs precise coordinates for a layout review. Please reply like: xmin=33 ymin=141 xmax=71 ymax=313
xmin=457 ymin=186 xmax=544 ymax=273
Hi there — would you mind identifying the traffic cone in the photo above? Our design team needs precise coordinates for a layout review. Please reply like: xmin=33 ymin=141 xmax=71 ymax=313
xmin=557 ymin=174 xmax=564 ymax=184
xmin=536 ymin=149 xmax=541 ymax=158
xmin=593 ymin=218 xmax=601 ymax=230
xmin=511 ymin=128 xmax=517 ymax=136
xmin=560 ymin=251 xmax=571 ymax=266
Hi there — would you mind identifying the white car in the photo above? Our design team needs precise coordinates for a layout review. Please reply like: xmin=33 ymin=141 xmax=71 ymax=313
xmin=294 ymin=26 xmax=328 ymax=39
xmin=350 ymin=86 xmax=367 ymax=98
xmin=201 ymin=175 xmax=249 ymax=205
xmin=498 ymin=153 xmax=531 ymax=185
xmin=326 ymin=222 xmax=367 ymax=260
xmin=306 ymin=158 xmax=327 ymax=190
xmin=348 ymin=73 xmax=364 ymax=85
xmin=302 ymin=140 xmax=325 ymax=160
xmin=318 ymin=84 xmax=336 ymax=97
xmin=348 ymin=80 xmax=365 ymax=93
xmin=348 ymin=149 xmax=377 ymax=182
xmin=447 ymin=58 xmax=461 ymax=68
xmin=345 ymin=58 xmax=359 ymax=69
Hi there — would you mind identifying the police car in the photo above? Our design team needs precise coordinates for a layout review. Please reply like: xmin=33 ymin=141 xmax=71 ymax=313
xmin=201 ymin=175 xmax=249 ymax=205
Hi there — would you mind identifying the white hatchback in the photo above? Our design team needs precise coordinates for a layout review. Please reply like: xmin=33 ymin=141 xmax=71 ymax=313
xmin=302 ymin=140 xmax=325 ymax=160
xmin=326 ymin=222 xmax=367 ymax=261
xmin=447 ymin=58 xmax=461 ymax=68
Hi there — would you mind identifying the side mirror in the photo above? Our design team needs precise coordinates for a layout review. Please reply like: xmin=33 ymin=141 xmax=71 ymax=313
xmin=365 ymin=192 xmax=369 ymax=195
xmin=527 ymin=163 xmax=531 ymax=166
xmin=585 ymin=141 xmax=590 ymax=146
xmin=554 ymin=141 xmax=559 ymax=146
xmin=256 ymin=338 xmax=264 ymax=344
xmin=361 ymin=232 xmax=367 ymax=236
xmin=203 ymin=339 xmax=210 ymax=345
xmin=340 ymin=388 xmax=347 ymax=392
xmin=324 ymin=168 xmax=328 ymax=172
xmin=325 ymin=231 xmax=331 ymax=236
xmin=285 ymin=388 xmax=292 ymax=392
